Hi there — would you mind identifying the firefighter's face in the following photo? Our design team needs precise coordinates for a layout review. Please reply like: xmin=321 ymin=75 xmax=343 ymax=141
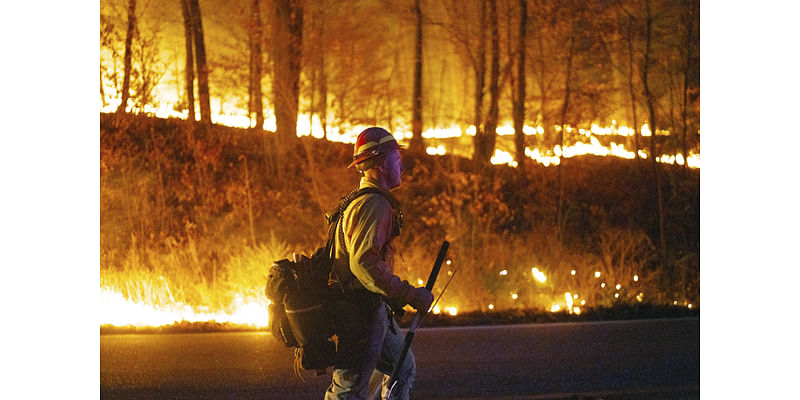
xmin=383 ymin=149 xmax=403 ymax=190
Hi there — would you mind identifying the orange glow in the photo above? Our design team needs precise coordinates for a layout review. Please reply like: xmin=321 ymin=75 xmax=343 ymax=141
xmin=524 ymin=147 xmax=561 ymax=167
xmin=491 ymin=149 xmax=518 ymax=167
xmin=101 ymin=76 xmax=697 ymax=322
xmin=426 ymin=145 xmax=447 ymax=155
xmin=102 ymin=91 xmax=698 ymax=168
xmin=99 ymin=288 xmax=269 ymax=328
xmin=531 ymin=267 xmax=547 ymax=283
xmin=422 ymin=124 xmax=464 ymax=139
xmin=101 ymin=63 xmax=698 ymax=169
xmin=641 ymin=123 xmax=652 ymax=137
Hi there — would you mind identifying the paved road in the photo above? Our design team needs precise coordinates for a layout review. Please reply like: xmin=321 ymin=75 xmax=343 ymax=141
xmin=100 ymin=318 xmax=699 ymax=399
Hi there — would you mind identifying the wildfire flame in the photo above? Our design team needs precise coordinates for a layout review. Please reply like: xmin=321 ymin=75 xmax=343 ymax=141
xmin=99 ymin=288 xmax=269 ymax=328
xmin=531 ymin=267 xmax=547 ymax=283
xmin=101 ymin=79 xmax=698 ymax=327
xmin=101 ymin=86 xmax=698 ymax=170
xmin=419 ymin=123 xmax=699 ymax=169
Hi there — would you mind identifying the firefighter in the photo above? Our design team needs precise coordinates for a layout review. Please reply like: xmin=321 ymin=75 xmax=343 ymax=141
xmin=325 ymin=127 xmax=434 ymax=400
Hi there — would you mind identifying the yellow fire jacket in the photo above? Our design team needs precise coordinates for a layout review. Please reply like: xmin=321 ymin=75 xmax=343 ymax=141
xmin=332 ymin=177 xmax=414 ymax=304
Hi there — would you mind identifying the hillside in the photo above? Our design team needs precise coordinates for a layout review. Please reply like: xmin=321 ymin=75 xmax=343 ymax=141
xmin=100 ymin=113 xmax=699 ymax=319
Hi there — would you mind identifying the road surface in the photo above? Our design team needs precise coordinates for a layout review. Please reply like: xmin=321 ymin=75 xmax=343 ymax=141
xmin=101 ymin=318 xmax=699 ymax=399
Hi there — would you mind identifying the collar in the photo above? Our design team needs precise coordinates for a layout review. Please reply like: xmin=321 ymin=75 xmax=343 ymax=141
xmin=359 ymin=177 xmax=399 ymax=208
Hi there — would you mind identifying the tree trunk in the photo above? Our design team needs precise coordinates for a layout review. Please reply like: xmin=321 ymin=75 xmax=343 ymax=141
xmin=410 ymin=0 xmax=425 ymax=153
xmin=180 ymin=0 xmax=195 ymax=122
xmin=187 ymin=0 xmax=211 ymax=124
xmin=513 ymin=0 xmax=527 ymax=170
xmin=320 ymin=48 xmax=328 ymax=140
xmin=626 ymin=17 xmax=639 ymax=161
xmin=318 ymin=8 xmax=328 ymax=139
xmin=557 ymin=30 xmax=575 ymax=240
xmin=250 ymin=0 xmax=264 ymax=130
xmin=681 ymin=0 xmax=695 ymax=172
xmin=472 ymin=0 xmax=487 ymax=165
xmin=309 ymin=58 xmax=316 ymax=136
xmin=535 ymin=19 xmax=549 ymax=160
xmin=643 ymin=0 xmax=666 ymax=270
xmin=117 ymin=0 xmax=136 ymax=114
xmin=483 ymin=0 xmax=500 ymax=165
xmin=272 ymin=0 xmax=303 ymax=143
xmin=249 ymin=39 xmax=254 ymax=121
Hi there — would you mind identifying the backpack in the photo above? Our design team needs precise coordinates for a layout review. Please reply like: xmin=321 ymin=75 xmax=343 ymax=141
xmin=265 ymin=187 xmax=390 ymax=376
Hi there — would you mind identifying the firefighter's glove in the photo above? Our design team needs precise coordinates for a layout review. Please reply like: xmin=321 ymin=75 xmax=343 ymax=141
xmin=407 ymin=287 xmax=434 ymax=312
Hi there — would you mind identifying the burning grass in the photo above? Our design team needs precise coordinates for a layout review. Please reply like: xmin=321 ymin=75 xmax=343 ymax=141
xmin=100 ymin=235 xmax=289 ymax=329
xmin=100 ymin=114 xmax=699 ymax=331
xmin=100 ymin=304 xmax=699 ymax=335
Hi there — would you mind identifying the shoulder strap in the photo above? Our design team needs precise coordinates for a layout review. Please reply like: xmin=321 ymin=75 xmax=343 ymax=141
xmin=324 ymin=187 xmax=389 ymax=257
xmin=324 ymin=188 xmax=393 ymax=293
xmin=325 ymin=187 xmax=393 ymax=225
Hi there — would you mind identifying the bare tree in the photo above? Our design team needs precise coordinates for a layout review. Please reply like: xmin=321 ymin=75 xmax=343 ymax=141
xmin=310 ymin=1 xmax=403 ymax=132
xmin=604 ymin=1 xmax=643 ymax=162
xmin=473 ymin=0 xmax=488 ymax=164
xmin=116 ymin=0 xmax=137 ymax=114
xmin=478 ymin=0 xmax=500 ymax=167
xmin=410 ymin=0 xmax=426 ymax=153
xmin=531 ymin=0 xmax=616 ymax=239
xmin=513 ymin=0 xmax=527 ymax=170
xmin=187 ymin=0 xmax=211 ymax=124
xmin=468 ymin=0 xmax=489 ymax=165
xmin=131 ymin=26 xmax=165 ymax=111
xmin=556 ymin=14 xmax=576 ymax=238
xmin=529 ymin=0 xmax=564 ymax=156
xmin=100 ymin=9 xmax=119 ymax=108
xmin=304 ymin=0 xmax=330 ymax=138
xmin=642 ymin=0 xmax=666 ymax=269
xmin=271 ymin=0 xmax=303 ymax=142
xmin=626 ymin=15 xmax=641 ymax=161
xmin=598 ymin=0 xmax=661 ymax=164
xmin=429 ymin=1 xmax=491 ymax=164
xmin=249 ymin=0 xmax=264 ymax=130
xmin=179 ymin=0 xmax=195 ymax=122
xmin=318 ymin=19 xmax=328 ymax=139
xmin=680 ymin=0 xmax=699 ymax=173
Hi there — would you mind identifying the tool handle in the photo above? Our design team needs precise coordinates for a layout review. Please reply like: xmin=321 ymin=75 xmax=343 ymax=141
xmin=425 ymin=241 xmax=449 ymax=291
xmin=385 ymin=240 xmax=449 ymax=400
